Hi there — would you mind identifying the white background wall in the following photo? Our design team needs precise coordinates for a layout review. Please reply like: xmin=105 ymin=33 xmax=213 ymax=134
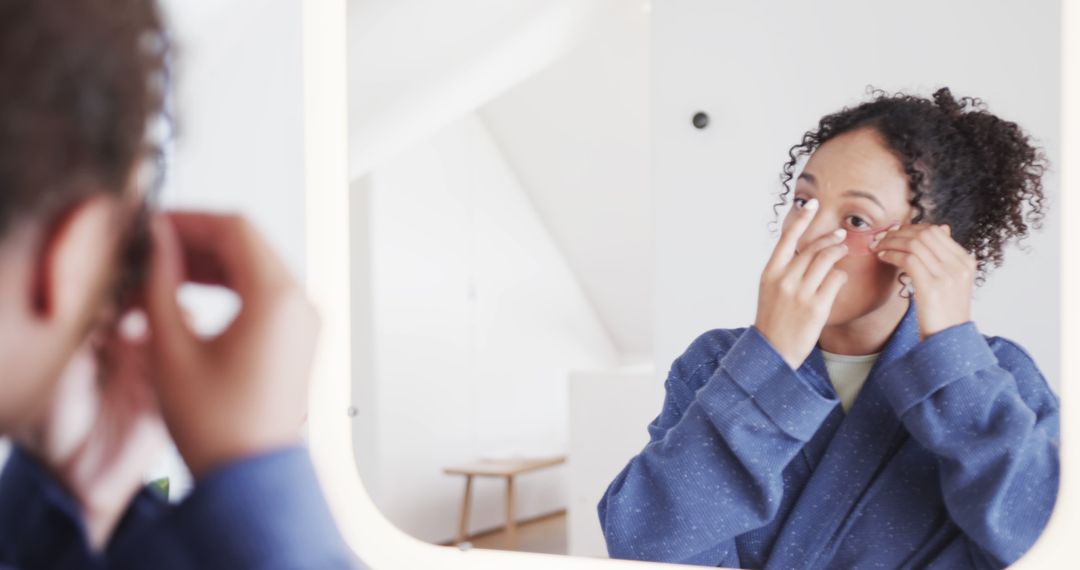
xmin=567 ymin=368 xmax=661 ymax=558
xmin=354 ymin=113 xmax=619 ymax=544
xmin=653 ymin=0 xmax=1062 ymax=388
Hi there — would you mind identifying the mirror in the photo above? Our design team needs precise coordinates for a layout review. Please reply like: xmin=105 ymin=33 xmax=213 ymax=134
xmin=345 ymin=0 xmax=1063 ymax=567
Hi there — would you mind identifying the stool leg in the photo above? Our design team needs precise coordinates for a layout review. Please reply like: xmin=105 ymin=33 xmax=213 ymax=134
xmin=505 ymin=475 xmax=517 ymax=548
xmin=456 ymin=475 xmax=473 ymax=544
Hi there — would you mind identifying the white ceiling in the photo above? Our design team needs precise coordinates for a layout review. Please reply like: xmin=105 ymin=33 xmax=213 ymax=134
xmin=348 ymin=0 xmax=653 ymax=359
xmin=347 ymin=0 xmax=611 ymax=177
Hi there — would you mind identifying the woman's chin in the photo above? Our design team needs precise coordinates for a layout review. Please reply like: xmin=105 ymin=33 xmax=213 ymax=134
xmin=825 ymin=288 xmax=880 ymax=327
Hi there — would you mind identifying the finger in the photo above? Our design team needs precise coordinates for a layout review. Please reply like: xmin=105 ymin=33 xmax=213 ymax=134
xmin=871 ymin=222 xmax=940 ymax=242
xmin=165 ymin=212 xmax=293 ymax=308
xmin=802 ymin=242 xmax=849 ymax=291
xmin=871 ymin=223 xmax=946 ymax=248
xmin=876 ymin=249 xmax=934 ymax=287
xmin=787 ymin=228 xmax=847 ymax=279
xmin=924 ymin=224 xmax=973 ymax=267
xmin=873 ymin=233 xmax=947 ymax=277
xmin=145 ymin=215 xmax=197 ymax=363
xmin=766 ymin=198 xmax=819 ymax=273
xmin=101 ymin=316 xmax=157 ymax=410
xmin=868 ymin=222 xmax=902 ymax=249
xmin=815 ymin=268 xmax=848 ymax=305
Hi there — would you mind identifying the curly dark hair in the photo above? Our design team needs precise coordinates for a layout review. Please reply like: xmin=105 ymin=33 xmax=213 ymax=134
xmin=775 ymin=87 xmax=1048 ymax=285
xmin=0 ymin=0 xmax=170 ymax=307
xmin=0 ymin=0 xmax=169 ymax=238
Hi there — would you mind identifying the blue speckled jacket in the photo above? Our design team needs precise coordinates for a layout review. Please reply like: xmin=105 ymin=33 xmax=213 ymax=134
xmin=599 ymin=301 xmax=1059 ymax=569
xmin=0 ymin=446 xmax=360 ymax=569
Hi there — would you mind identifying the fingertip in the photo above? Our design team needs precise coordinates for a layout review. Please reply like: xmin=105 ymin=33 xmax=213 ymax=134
xmin=147 ymin=216 xmax=178 ymax=302
xmin=119 ymin=309 xmax=150 ymax=343
xmin=149 ymin=215 xmax=177 ymax=268
xmin=804 ymin=198 xmax=819 ymax=212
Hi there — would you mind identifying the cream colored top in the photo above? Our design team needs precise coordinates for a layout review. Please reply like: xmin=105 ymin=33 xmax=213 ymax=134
xmin=820 ymin=349 xmax=881 ymax=411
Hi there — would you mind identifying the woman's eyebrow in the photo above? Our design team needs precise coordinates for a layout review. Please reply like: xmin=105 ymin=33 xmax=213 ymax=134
xmin=799 ymin=173 xmax=886 ymax=211
xmin=843 ymin=189 xmax=886 ymax=212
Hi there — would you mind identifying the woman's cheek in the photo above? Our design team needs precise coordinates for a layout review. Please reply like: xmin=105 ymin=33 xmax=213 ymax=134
xmin=826 ymin=254 xmax=898 ymax=324
xmin=836 ymin=252 xmax=877 ymax=274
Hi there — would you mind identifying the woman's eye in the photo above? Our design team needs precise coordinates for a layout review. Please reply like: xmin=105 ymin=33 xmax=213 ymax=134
xmin=847 ymin=215 xmax=871 ymax=230
xmin=793 ymin=197 xmax=808 ymax=209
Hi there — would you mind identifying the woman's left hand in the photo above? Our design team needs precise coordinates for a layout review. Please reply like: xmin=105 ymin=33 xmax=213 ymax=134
xmin=870 ymin=223 xmax=977 ymax=341
xmin=14 ymin=322 xmax=168 ymax=550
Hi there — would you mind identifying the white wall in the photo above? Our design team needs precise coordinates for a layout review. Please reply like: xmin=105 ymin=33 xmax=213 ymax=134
xmin=357 ymin=113 xmax=620 ymax=544
xmin=652 ymin=0 xmax=1062 ymax=387
xmin=159 ymin=0 xmax=306 ymax=277
xmin=566 ymin=368 xmax=661 ymax=558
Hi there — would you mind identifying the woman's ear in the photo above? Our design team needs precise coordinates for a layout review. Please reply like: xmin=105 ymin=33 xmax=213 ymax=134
xmin=31 ymin=195 xmax=123 ymax=326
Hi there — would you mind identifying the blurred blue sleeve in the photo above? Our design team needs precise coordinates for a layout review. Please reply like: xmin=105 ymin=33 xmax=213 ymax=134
xmin=109 ymin=445 xmax=363 ymax=569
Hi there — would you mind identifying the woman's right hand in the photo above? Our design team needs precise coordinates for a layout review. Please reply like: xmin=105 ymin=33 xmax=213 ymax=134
xmin=754 ymin=198 xmax=849 ymax=370
xmin=145 ymin=212 xmax=320 ymax=479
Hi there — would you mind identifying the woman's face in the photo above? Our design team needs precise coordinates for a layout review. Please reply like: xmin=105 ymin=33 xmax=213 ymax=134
xmin=784 ymin=127 xmax=915 ymax=326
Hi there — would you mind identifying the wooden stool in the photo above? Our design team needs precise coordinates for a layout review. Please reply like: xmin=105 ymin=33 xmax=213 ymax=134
xmin=444 ymin=456 xmax=566 ymax=546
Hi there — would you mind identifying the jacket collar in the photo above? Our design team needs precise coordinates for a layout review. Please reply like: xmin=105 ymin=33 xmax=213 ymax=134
xmin=801 ymin=298 xmax=919 ymax=387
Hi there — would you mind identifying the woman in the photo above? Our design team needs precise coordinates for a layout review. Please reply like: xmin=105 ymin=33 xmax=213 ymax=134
xmin=598 ymin=88 xmax=1058 ymax=569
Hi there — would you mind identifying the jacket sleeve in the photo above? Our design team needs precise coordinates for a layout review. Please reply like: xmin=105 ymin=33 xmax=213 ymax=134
xmin=876 ymin=322 xmax=1059 ymax=568
xmin=108 ymin=445 xmax=362 ymax=570
xmin=597 ymin=327 xmax=836 ymax=565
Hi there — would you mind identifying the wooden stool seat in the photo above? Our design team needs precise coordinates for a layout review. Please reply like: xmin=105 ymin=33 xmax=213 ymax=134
xmin=444 ymin=455 xmax=566 ymax=546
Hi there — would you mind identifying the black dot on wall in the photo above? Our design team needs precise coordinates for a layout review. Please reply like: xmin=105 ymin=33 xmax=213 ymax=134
xmin=692 ymin=111 xmax=709 ymax=129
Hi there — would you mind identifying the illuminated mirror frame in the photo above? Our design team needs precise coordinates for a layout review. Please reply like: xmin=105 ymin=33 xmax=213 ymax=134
xmin=303 ymin=1 xmax=1079 ymax=567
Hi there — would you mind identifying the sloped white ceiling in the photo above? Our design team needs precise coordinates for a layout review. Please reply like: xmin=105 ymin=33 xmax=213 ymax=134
xmin=348 ymin=0 xmax=612 ymax=178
